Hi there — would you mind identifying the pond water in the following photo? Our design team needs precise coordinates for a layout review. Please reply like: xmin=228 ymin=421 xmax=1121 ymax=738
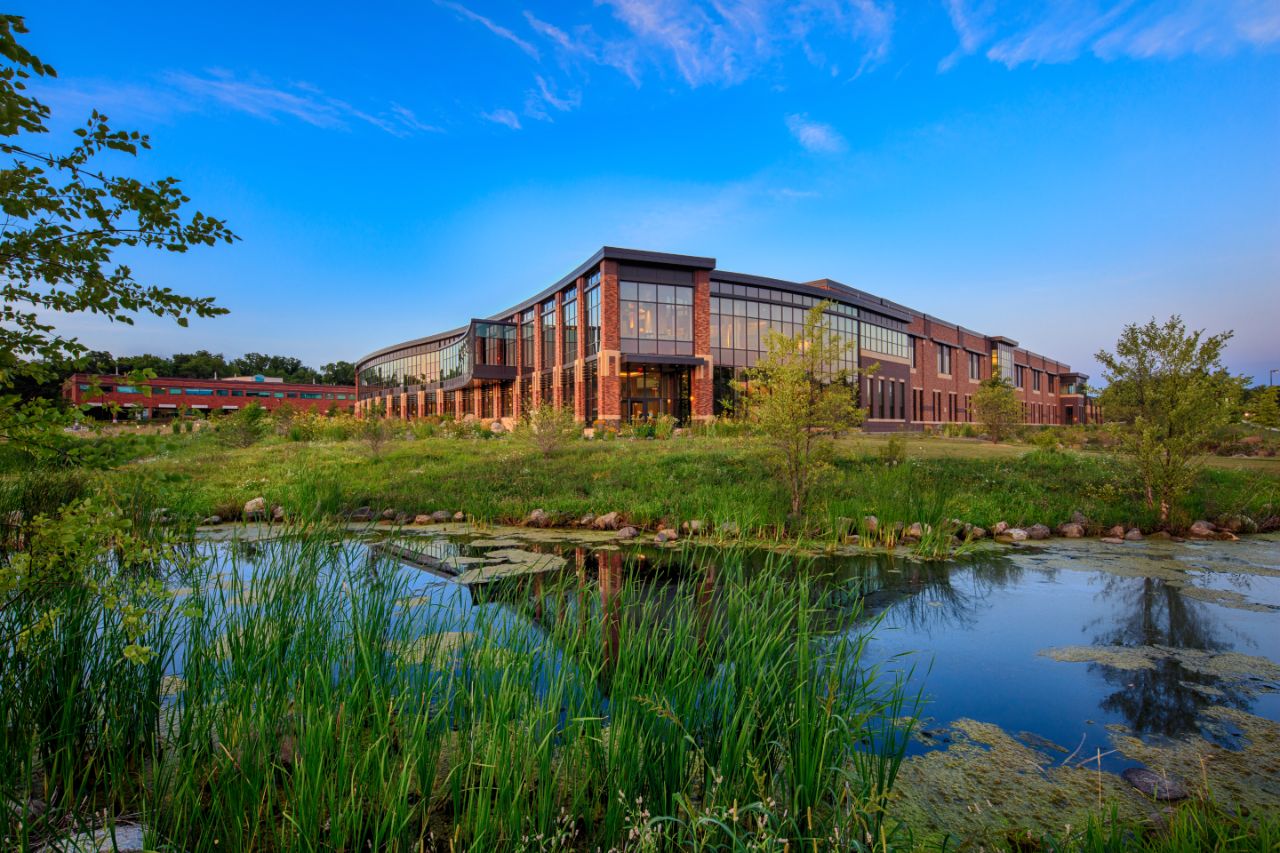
xmin=190 ymin=526 xmax=1280 ymax=830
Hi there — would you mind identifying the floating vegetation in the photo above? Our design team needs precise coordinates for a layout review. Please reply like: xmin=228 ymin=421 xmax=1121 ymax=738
xmin=892 ymin=718 xmax=1146 ymax=846
xmin=1041 ymin=645 xmax=1280 ymax=689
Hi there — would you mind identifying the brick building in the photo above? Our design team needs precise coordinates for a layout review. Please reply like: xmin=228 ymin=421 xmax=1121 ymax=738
xmin=355 ymin=247 xmax=1097 ymax=430
xmin=63 ymin=374 xmax=357 ymax=419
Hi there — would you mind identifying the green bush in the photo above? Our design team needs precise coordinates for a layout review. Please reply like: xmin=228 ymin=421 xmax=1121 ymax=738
xmin=216 ymin=404 xmax=271 ymax=448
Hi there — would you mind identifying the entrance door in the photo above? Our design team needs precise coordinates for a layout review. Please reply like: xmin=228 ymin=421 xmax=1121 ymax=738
xmin=621 ymin=364 xmax=691 ymax=422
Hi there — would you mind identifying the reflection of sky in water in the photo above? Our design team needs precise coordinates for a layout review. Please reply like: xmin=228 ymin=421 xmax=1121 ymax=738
xmin=860 ymin=539 xmax=1280 ymax=771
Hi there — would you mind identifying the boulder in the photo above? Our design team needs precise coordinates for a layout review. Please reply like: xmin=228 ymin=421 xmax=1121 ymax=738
xmin=718 ymin=521 xmax=741 ymax=537
xmin=967 ymin=526 xmax=987 ymax=540
xmin=681 ymin=519 xmax=704 ymax=535
xmin=47 ymin=824 xmax=149 ymax=852
xmin=1070 ymin=510 xmax=1089 ymax=527
xmin=615 ymin=526 xmax=639 ymax=541
xmin=349 ymin=506 xmax=373 ymax=523
xmin=394 ymin=511 xmax=413 ymax=525
xmin=1100 ymin=537 xmax=1125 ymax=544
xmin=863 ymin=515 xmax=879 ymax=535
xmin=1188 ymin=520 xmax=1216 ymax=539
xmin=655 ymin=528 xmax=679 ymax=543
xmin=414 ymin=514 xmax=432 ymax=525
xmin=904 ymin=522 xmax=924 ymax=541
xmin=1057 ymin=522 xmax=1085 ymax=538
xmin=593 ymin=511 xmax=621 ymax=531
xmin=272 ymin=505 xmax=285 ymax=523
xmin=527 ymin=509 xmax=549 ymax=527
xmin=1005 ymin=528 xmax=1028 ymax=542
xmin=1149 ymin=530 xmax=1174 ymax=540
xmin=1120 ymin=767 xmax=1188 ymax=802
xmin=1124 ymin=528 xmax=1144 ymax=541
xmin=381 ymin=508 xmax=398 ymax=521
xmin=430 ymin=510 xmax=452 ymax=523
xmin=1107 ymin=524 xmax=1126 ymax=538
xmin=1026 ymin=523 xmax=1051 ymax=540
xmin=489 ymin=420 xmax=506 ymax=434
xmin=201 ymin=515 xmax=223 ymax=526
xmin=244 ymin=496 xmax=267 ymax=521
xmin=461 ymin=413 xmax=477 ymax=424
xmin=993 ymin=521 xmax=1010 ymax=535
xmin=1217 ymin=514 xmax=1256 ymax=534
xmin=578 ymin=513 xmax=596 ymax=527
xmin=452 ymin=511 xmax=465 ymax=521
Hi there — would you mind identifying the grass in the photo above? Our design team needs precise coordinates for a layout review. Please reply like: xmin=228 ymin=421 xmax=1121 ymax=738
xmin=14 ymin=428 xmax=1276 ymax=544
xmin=1 ymin=531 xmax=918 ymax=851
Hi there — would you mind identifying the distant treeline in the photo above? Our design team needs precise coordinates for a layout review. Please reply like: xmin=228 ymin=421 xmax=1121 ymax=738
xmin=6 ymin=350 xmax=356 ymax=404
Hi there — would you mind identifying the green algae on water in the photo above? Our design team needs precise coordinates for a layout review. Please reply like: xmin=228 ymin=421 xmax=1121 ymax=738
xmin=1041 ymin=644 xmax=1280 ymax=687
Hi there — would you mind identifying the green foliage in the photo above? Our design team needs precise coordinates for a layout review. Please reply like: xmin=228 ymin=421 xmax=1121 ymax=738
xmin=1096 ymin=316 xmax=1248 ymax=526
xmin=1248 ymin=385 xmax=1280 ymax=428
xmin=740 ymin=301 xmax=864 ymax=517
xmin=216 ymin=402 xmax=270 ymax=448
xmin=879 ymin=433 xmax=908 ymax=467
xmin=972 ymin=377 xmax=1022 ymax=443
xmin=519 ymin=403 xmax=578 ymax=458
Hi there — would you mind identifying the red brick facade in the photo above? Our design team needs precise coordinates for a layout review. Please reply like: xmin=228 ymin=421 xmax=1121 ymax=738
xmin=64 ymin=374 xmax=356 ymax=419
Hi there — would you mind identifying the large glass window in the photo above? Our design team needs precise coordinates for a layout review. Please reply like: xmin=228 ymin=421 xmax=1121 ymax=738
xmin=521 ymin=308 xmax=535 ymax=371
xmin=968 ymin=351 xmax=982 ymax=381
xmin=860 ymin=322 xmax=910 ymax=360
xmin=936 ymin=344 xmax=952 ymax=375
xmin=540 ymin=299 xmax=557 ymax=367
xmin=993 ymin=343 xmax=1015 ymax=384
xmin=712 ymin=294 xmax=857 ymax=375
xmin=619 ymin=281 xmax=693 ymax=356
xmin=562 ymin=289 xmax=578 ymax=363
xmin=585 ymin=273 xmax=601 ymax=356
xmin=474 ymin=322 xmax=516 ymax=366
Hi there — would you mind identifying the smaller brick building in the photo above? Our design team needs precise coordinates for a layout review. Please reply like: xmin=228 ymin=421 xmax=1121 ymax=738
xmin=62 ymin=374 xmax=357 ymax=419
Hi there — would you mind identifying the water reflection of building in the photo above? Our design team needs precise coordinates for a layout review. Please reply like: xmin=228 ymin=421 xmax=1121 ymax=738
xmin=356 ymin=247 xmax=1097 ymax=428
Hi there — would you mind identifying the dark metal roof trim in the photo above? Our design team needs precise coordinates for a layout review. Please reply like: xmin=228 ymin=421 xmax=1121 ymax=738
xmin=622 ymin=353 xmax=707 ymax=367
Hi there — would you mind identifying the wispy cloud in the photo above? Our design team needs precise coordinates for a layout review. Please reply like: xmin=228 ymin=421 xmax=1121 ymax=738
xmin=786 ymin=113 xmax=846 ymax=154
xmin=433 ymin=0 xmax=540 ymax=61
xmin=482 ymin=108 xmax=522 ymax=129
xmin=164 ymin=70 xmax=441 ymax=136
xmin=524 ymin=75 xmax=581 ymax=121
xmin=940 ymin=0 xmax=1280 ymax=69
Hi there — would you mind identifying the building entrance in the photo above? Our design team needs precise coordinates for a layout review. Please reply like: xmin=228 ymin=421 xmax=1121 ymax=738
xmin=621 ymin=363 xmax=691 ymax=423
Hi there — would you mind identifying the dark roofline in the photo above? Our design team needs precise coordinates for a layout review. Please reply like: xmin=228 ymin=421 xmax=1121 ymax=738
xmin=712 ymin=271 xmax=913 ymax=323
xmin=357 ymin=326 xmax=467 ymax=366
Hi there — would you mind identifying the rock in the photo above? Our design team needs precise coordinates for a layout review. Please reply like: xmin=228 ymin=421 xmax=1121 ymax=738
xmin=461 ymin=412 xmax=477 ymax=424
xmin=394 ymin=511 xmax=413 ymax=525
xmin=47 ymin=823 xmax=149 ymax=852
xmin=993 ymin=521 xmax=1010 ymax=535
xmin=681 ymin=519 xmax=703 ymax=535
xmin=1057 ymin=522 xmax=1085 ymax=538
xmin=349 ymin=506 xmax=373 ymax=522
xmin=413 ymin=514 xmax=432 ymax=525
xmin=244 ymin=496 xmax=267 ymax=520
xmin=1005 ymin=528 xmax=1028 ymax=542
xmin=452 ymin=511 xmax=465 ymax=521
xmin=655 ymin=528 xmax=679 ymax=543
xmin=1124 ymin=528 xmax=1144 ymax=541
xmin=718 ymin=521 xmax=740 ymax=537
xmin=201 ymin=515 xmax=223 ymax=526
xmin=1217 ymin=514 xmax=1257 ymax=534
xmin=1148 ymin=530 xmax=1173 ymax=540
xmin=430 ymin=510 xmax=452 ymax=523
xmin=1188 ymin=520 xmax=1216 ymax=539
xmin=1106 ymin=525 xmax=1125 ymax=538
xmin=593 ymin=511 xmax=621 ymax=531
xmin=1027 ymin=523 xmax=1051 ymax=540
xmin=1215 ymin=530 xmax=1240 ymax=542
xmin=904 ymin=522 xmax=924 ymax=540
xmin=1100 ymin=537 xmax=1126 ymax=544
xmin=672 ymin=427 xmax=686 ymax=437
xmin=1121 ymin=767 xmax=1188 ymax=801
xmin=579 ymin=513 xmax=596 ymax=527
xmin=1070 ymin=510 xmax=1089 ymax=527
xmin=381 ymin=508 xmax=398 ymax=521
xmin=272 ymin=505 xmax=285 ymax=523
xmin=615 ymin=526 xmax=639 ymax=541
xmin=489 ymin=420 xmax=506 ymax=434
xmin=582 ymin=427 xmax=595 ymax=440
xmin=527 ymin=509 xmax=548 ymax=527
xmin=967 ymin=526 xmax=987 ymax=540
xmin=863 ymin=515 xmax=879 ymax=535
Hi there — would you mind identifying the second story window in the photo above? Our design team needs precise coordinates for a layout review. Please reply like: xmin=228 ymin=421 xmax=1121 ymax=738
xmin=562 ymin=289 xmax=578 ymax=363
xmin=936 ymin=344 xmax=952 ymax=376
xmin=619 ymin=281 xmax=693 ymax=356
xmin=540 ymin=299 xmax=557 ymax=367
xmin=585 ymin=280 xmax=601 ymax=356
xmin=969 ymin=351 xmax=982 ymax=380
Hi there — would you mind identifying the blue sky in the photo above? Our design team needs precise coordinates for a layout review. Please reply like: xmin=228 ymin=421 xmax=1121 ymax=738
xmin=19 ymin=1 xmax=1280 ymax=382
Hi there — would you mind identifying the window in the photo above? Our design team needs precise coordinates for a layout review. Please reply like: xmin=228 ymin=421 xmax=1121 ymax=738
xmin=1015 ymin=365 xmax=1026 ymax=389
xmin=169 ymin=388 xmax=182 ymax=395
xmin=185 ymin=388 xmax=214 ymax=396
xmin=585 ymin=278 xmax=601 ymax=356
xmin=286 ymin=392 xmax=298 ymax=399
xmin=1032 ymin=369 xmax=1042 ymax=392
xmin=965 ymin=394 xmax=972 ymax=422
xmin=993 ymin=343 xmax=1015 ymax=384
xmin=562 ymin=289 xmax=578 ymax=364
xmin=216 ymin=389 xmax=229 ymax=396
xmin=620 ymin=281 xmax=693 ymax=356
xmin=117 ymin=385 xmax=139 ymax=394
xmin=937 ymin=344 xmax=952 ymax=375
xmin=301 ymin=392 xmax=322 ymax=399
xmin=932 ymin=390 xmax=942 ymax=421
xmin=1048 ymin=374 xmax=1056 ymax=394
xmin=969 ymin=352 xmax=982 ymax=381
xmin=521 ymin=308 xmax=535 ymax=370
xmin=712 ymin=295 xmax=856 ymax=375
xmin=540 ymin=298 xmax=557 ymax=368
xmin=859 ymin=321 xmax=909 ymax=360
xmin=232 ymin=390 xmax=244 ymax=397
xmin=912 ymin=388 xmax=924 ymax=421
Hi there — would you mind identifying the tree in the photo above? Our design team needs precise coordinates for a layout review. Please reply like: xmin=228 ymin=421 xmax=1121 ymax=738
xmin=1246 ymin=386 xmax=1280 ymax=429
xmin=971 ymin=377 xmax=1022 ymax=443
xmin=321 ymin=360 xmax=356 ymax=385
xmin=1095 ymin=316 xmax=1247 ymax=527
xmin=170 ymin=350 xmax=229 ymax=378
xmin=740 ymin=301 xmax=864 ymax=518
xmin=520 ymin=402 xmax=578 ymax=458
xmin=0 ymin=15 xmax=235 ymax=454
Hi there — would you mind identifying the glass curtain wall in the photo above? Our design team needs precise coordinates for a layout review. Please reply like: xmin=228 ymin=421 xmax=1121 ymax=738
xmin=619 ymin=282 xmax=693 ymax=355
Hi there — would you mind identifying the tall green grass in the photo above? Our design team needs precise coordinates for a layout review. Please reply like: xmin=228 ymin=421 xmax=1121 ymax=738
xmin=2 ymin=529 xmax=917 ymax=851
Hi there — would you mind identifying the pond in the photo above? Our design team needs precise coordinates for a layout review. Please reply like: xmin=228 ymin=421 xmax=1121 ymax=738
xmin=190 ymin=525 xmax=1280 ymax=839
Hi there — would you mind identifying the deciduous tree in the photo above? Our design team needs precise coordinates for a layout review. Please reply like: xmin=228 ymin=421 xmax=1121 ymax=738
xmin=972 ymin=377 xmax=1022 ymax=443
xmin=1095 ymin=316 xmax=1246 ymax=527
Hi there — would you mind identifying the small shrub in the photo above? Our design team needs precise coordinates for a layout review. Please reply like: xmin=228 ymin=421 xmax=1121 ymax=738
xmin=217 ymin=404 xmax=271 ymax=448
xmin=519 ymin=404 xmax=578 ymax=458
xmin=879 ymin=433 xmax=908 ymax=466
xmin=170 ymin=420 xmax=181 ymax=435
xmin=653 ymin=414 xmax=676 ymax=440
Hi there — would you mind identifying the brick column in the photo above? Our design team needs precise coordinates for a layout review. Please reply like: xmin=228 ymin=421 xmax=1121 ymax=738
xmin=691 ymin=268 xmax=713 ymax=421
xmin=532 ymin=304 xmax=544 ymax=409
xmin=400 ymin=391 xmax=408 ymax=420
xmin=598 ymin=260 xmax=622 ymax=424
xmin=416 ymin=390 xmax=426 ymax=419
